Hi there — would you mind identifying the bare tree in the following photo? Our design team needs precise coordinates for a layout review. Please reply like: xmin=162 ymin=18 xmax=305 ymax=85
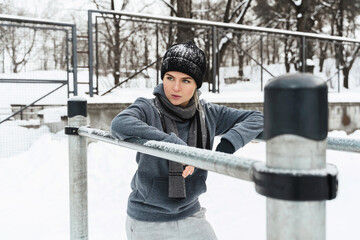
xmin=4 ymin=28 xmax=37 ymax=73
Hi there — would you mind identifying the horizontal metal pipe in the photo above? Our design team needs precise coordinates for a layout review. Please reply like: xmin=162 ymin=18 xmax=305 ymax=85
xmin=327 ymin=137 xmax=360 ymax=153
xmin=89 ymin=10 xmax=360 ymax=44
xmin=0 ymin=79 xmax=67 ymax=84
xmin=0 ymin=14 xmax=74 ymax=27
xmin=78 ymin=127 xmax=259 ymax=182
xmin=255 ymin=136 xmax=360 ymax=153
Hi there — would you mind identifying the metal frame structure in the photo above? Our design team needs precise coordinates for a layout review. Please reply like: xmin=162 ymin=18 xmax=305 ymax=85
xmin=0 ymin=14 xmax=78 ymax=124
xmin=87 ymin=10 xmax=360 ymax=96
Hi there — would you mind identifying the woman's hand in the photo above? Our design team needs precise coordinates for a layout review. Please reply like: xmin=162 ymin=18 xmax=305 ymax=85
xmin=182 ymin=165 xmax=195 ymax=178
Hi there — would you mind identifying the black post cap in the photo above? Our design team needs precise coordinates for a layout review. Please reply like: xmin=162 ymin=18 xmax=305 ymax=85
xmin=264 ymin=73 xmax=328 ymax=141
xmin=67 ymin=97 xmax=87 ymax=118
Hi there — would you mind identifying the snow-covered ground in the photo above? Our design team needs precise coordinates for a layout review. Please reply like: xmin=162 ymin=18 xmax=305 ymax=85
xmin=0 ymin=124 xmax=359 ymax=239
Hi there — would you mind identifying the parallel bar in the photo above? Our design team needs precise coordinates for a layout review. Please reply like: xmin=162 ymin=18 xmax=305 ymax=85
xmin=327 ymin=137 xmax=360 ymax=153
xmin=0 ymin=14 xmax=74 ymax=27
xmin=0 ymin=79 xmax=67 ymax=84
xmin=89 ymin=10 xmax=360 ymax=44
xmin=78 ymin=127 xmax=259 ymax=182
xmin=256 ymin=136 xmax=360 ymax=153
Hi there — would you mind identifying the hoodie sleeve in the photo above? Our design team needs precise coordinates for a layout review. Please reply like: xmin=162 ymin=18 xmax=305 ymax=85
xmin=206 ymin=102 xmax=264 ymax=151
xmin=110 ymin=97 xmax=187 ymax=146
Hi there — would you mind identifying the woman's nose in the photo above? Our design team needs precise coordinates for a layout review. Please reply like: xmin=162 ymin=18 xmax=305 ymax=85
xmin=173 ymin=80 xmax=181 ymax=91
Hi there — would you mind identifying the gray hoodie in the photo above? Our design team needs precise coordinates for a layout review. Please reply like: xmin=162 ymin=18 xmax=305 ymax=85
xmin=110 ymin=87 xmax=264 ymax=222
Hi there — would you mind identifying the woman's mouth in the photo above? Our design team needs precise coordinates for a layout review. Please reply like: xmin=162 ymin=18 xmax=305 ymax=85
xmin=171 ymin=94 xmax=181 ymax=100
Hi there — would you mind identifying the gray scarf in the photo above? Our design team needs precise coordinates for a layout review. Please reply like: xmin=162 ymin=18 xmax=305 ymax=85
xmin=153 ymin=84 xmax=208 ymax=198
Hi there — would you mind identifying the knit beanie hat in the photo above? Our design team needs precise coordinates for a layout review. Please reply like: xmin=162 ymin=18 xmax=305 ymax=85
xmin=161 ymin=41 xmax=207 ymax=88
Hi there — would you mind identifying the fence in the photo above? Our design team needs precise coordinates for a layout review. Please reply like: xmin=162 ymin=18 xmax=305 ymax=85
xmin=87 ymin=10 xmax=360 ymax=96
xmin=0 ymin=14 xmax=77 ymax=157
xmin=65 ymin=73 xmax=360 ymax=240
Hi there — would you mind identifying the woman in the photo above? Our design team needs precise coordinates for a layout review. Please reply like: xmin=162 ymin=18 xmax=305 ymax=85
xmin=110 ymin=41 xmax=264 ymax=239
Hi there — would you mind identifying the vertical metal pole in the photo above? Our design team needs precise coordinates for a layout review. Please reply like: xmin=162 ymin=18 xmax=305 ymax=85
xmin=72 ymin=25 xmax=78 ymax=96
xmin=212 ymin=25 xmax=217 ymax=93
xmin=264 ymin=73 xmax=328 ymax=240
xmin=67 ymin=97 xmax=88 ymax=240
xmin=216 ymin=28 xmax=220 ymax=93
xmin=95 ymin=16 xmax=99 ymax=95
xmin=260 ymin=35 xmax=263 ymax=91
xmin=301 ymin=36 xmax=306 ymax=72
xmin=88 ymin=10 xmax=94 ymax=97
xmin=156 ymin=23 xmax=159 ymax=85
xmin=66 ymin=31 xmax=70 ymax=98
xmin=337 ymin=43 xmax=341 ymax=93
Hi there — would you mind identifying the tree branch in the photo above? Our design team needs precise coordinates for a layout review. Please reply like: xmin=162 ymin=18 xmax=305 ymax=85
xmin=160 ymin=0 xmax=177 ymax=16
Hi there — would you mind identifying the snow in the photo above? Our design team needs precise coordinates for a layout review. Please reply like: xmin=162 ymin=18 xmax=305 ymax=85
xmin=0 ymin=127 xmax=359 ymax=239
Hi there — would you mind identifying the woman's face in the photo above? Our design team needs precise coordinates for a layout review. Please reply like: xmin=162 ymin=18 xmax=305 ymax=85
xmin=163 ymin=71 xmax=197 ymax=107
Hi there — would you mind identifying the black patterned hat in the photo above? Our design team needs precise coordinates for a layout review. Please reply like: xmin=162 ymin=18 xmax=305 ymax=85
xmin=161 ymin=41 xmax=207 ymax=88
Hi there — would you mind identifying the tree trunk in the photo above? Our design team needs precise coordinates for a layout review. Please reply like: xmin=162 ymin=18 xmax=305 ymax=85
xmin=176 ymin=0 xmax=193 ymax=43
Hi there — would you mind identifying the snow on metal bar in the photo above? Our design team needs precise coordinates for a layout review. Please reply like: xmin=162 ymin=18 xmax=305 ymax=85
xmin=0 ymin=14 xmax=74 ymax=27
xmin=327 ymin=137 xmax=360 ymax=153
xmin=89 ymin=10 xmax=360 ymax=44
xmin=77 ymin=127 xmax=260 ymax=182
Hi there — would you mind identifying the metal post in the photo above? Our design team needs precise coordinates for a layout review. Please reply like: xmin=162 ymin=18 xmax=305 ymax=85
xmin=66 ymin=31 xmax=70 ymax=98
xmin=88 ymin=10 xmax=94 ymax=97
xmin=156 ymin=23 xmax=159 ymax=85
xmin=301 ymin=36 xmax=306 ymax=72
xmin=337 ymin=43 xmax=341 ymax=93
xmin=72 ymin=25 xmax=78 ymax=96
xmin=67 ymin=97 xmax=88 ymax=240
xmin=211 ymin=25 xmax=217 ymax=93
xmin=264 ymin=73 xmax=328 ymax=240
xmin=95 ymin=16 xmax=99 ymax=95
xmin=260 ymin=35 xmax=263 ymax=91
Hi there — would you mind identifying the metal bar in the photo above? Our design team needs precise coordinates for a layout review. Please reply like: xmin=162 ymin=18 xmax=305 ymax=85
xmin=0 ymin=79 xmax=67 ymax=84
xmin=68 ymin=98 xmax=88 ymax=240
xmin=95 ymin=16 xmax=99 ymax=95
xmin=0 ymin=84 xmax=66 ymax=124
xmin=0 ymin=14 xmax=74 ymax=27
xmin=101 ymin=59 xmax=159 ymax=96
xmin=156 ymin=23 xmax=159 ymax=86
xmin=327 ymin=137 xmax=360 ymax=153
xmin=337 ymin=43 xmax=341 ymax=93
xmin=0 ymin=23 xmax=69 ymax=32
xmin=260 ymin=35 xmax=263 ymax=91
xmin=265 ymin=74 xmax=328 ymax=240
xmin=72 ymin=25 xmax=78 ymax=96
xmin=88 ymin=10 xmax=94 ymax=97
xmin=216 ymin=28 xmax=220 ymax=93
xmin=78 ymin=127 xmax=259 ymax=182
xmin=66 ymin=31 xmax=70 ymax=98
xmin=239 ymin=45 xmax=275 ymax=78
xmin=88 ymin=10 xmax=360 ymax=44
xmin=301 ymin=36 xmax=306 ymax=72
xmin=212 ymin=25 xmax=217 ymax=93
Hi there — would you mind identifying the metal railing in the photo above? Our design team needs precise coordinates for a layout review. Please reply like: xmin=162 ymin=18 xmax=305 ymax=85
xmin=87 ymin=10 xmax=360 ymax=96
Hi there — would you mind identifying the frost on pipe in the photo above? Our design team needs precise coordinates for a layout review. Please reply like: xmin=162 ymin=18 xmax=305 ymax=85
xmin=77 ymin=127 xmax=260 ymax=182
xmin=327 ymin=137 xmax=360 ymax=153
xmin=144 ymin=140 xmax=260 ymax=181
